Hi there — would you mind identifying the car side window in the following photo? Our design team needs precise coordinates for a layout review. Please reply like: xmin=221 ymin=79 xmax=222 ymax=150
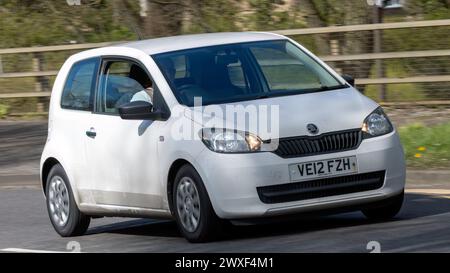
xmin=97 ymin=60 xmax=152 ymax=114
xmin=61 ymin=58 xmax=99 ymax=111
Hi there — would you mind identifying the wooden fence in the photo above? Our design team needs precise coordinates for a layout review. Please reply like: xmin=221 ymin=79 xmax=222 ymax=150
xmin=1 ymin=19 xmax=450 ymax=113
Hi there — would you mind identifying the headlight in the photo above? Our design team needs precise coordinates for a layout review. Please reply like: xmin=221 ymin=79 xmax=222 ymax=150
xmin=201 ymin=128 xmax=262 ymax=153
xmin=362 ymin=107 xmax=393 ymax=138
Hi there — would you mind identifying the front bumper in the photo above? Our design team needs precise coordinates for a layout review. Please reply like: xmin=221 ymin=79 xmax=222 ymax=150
xmin=195 ymin=130 xmax=406 ymax=219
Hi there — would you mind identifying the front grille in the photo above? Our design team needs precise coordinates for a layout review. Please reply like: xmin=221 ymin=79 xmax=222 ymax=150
xmin=273 ymin=129 xmax=362 ymax=158
xmin=257 ymin=171 xmax=385 ymax=204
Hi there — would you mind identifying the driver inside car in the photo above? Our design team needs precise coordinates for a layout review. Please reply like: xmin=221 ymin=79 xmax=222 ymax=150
xmin=130 ymin=65 xmax=154 ymax=104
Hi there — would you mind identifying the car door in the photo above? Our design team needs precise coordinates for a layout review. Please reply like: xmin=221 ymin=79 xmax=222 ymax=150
xmin=84 ymin=58 xmax=164 ymax=209
xmin=57 ymin=57 xmax=100 ymax=195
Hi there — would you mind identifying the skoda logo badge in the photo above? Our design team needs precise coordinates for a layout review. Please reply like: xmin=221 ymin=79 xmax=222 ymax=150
xmin=307 ymin=123 xmax=319 ymax=135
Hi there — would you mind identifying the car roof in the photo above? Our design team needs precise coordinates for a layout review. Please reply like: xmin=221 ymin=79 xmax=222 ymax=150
xmin=119 ymin=32 xmax=286 ymax=55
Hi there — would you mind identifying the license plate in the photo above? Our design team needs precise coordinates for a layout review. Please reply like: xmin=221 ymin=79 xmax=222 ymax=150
xmin=289 ymin=156 xmax=358 ymax=182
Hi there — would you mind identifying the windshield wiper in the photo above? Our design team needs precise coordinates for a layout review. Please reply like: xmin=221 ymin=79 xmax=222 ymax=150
xmin=316 ymin=84 xmax=348 ymax=91
xmin=250 ymin=85 xmax=346 ymax=100
xmin=254 ymin=94 xmax=270 ymax=99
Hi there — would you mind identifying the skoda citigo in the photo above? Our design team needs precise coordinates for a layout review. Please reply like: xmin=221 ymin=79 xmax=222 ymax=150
xmin=41 ymin=32 xmax=405 ymax=242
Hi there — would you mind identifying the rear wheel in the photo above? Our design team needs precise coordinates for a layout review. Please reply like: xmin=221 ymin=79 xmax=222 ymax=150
xmin=45 ymin=164 xmax=90 ymax=237
xmin=362 ymin=191 xmax=404 ymax=220
xmin=173 ymin=164 xmax=224 ymax=243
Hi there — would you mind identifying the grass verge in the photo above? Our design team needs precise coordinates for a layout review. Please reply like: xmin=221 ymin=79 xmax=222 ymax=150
xmin=0 ymin=103 xmax=10 ymax=118
xmin=399 ymin=122 xmax=450 ymax=169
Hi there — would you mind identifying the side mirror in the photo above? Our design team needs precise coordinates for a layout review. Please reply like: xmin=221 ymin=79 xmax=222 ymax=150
xmin=118 ymin=101 xmax=168 ymax=120
xmin=341 ymin=74 xmax=355 ymax=87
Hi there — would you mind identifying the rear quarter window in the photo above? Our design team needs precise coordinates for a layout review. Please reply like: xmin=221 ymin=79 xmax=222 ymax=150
xmin=61 ymin=58 xmax=99 ymax=111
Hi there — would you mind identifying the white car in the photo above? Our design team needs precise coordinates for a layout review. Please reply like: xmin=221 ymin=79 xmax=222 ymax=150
xmin=40 ymin=32 xmax=405 ymax=242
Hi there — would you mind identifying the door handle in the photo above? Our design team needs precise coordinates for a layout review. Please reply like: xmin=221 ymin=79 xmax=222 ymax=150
xmin=86 ymin=127 xmax=96 ymax=138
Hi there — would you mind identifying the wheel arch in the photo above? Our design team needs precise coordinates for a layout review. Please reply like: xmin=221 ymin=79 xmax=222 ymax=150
xmin=166 ymin=159 xmax=193 ymax=215
xmin=41 ymin=157 xmax=61 ymax=196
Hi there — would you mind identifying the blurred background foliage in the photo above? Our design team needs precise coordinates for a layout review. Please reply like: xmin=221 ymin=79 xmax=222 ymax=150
xmin=0 ymin=0 xmax=449 ymax=114
xmin=0 ymin=1 xmax=449 ymax=167
xmin=0 ymin=0 xmax=447 ymax=47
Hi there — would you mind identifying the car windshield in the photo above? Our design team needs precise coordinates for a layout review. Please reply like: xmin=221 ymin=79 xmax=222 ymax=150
xmin=152 ymin=40 xmax=345 ymax=106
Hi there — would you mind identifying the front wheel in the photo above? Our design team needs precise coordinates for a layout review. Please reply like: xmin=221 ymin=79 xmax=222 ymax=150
xmin=362 ymin=191 xmax=404 ymax=221
xmin=173 ymin=165 xmax=224 ymax=243
xmin=45 ymin=164 xmax=90 ymax=237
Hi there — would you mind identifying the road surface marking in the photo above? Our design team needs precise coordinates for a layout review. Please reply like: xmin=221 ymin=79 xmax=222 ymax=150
xmin=1 ymin=248 xmax=81 ymax=253
xmin=0 ymin=186 xmax=41 ymax=190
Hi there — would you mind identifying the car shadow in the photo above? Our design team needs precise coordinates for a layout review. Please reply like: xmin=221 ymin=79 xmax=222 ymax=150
xmin=86 ymin=218 xmax=180 ymax=237
xmin=85 ymin=193 xmax=450 ymax=241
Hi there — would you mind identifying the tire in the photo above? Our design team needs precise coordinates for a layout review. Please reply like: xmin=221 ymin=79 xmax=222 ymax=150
xmin=45 ymin=164 xmax=90 ymax=237
xmin=173 ymin=164 xmax=224 ymax=243
xmin=362 ymin=191 xmax=404 ymax=221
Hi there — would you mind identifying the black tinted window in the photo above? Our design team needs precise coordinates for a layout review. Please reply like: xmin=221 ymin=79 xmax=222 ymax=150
xmin=61 ymin=58 xmax=99 ymax=111
xmin=153 ymin=40 xmax=342 ymax=106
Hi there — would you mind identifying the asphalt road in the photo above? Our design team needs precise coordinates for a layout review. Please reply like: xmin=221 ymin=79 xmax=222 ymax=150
xmin=0 ymin=121 xmax=46 ymax=187
xmin=0 ymin=188 xmax=449 ymax=253
xmin=0 ymin=121 xmax=449 ymax=253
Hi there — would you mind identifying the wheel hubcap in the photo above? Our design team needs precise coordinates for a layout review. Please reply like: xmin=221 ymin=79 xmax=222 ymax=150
xmin=176 ymin=177 xmax=200 ymax=233
xmin=48 ymin=176 xmax=70 ymax=227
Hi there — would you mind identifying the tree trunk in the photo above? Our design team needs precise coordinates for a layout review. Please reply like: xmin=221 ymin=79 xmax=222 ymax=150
xmin=142 ymin=0 xmax=185 ymax=38
xmin=295 ymin=0 xmax=330 ymax=55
